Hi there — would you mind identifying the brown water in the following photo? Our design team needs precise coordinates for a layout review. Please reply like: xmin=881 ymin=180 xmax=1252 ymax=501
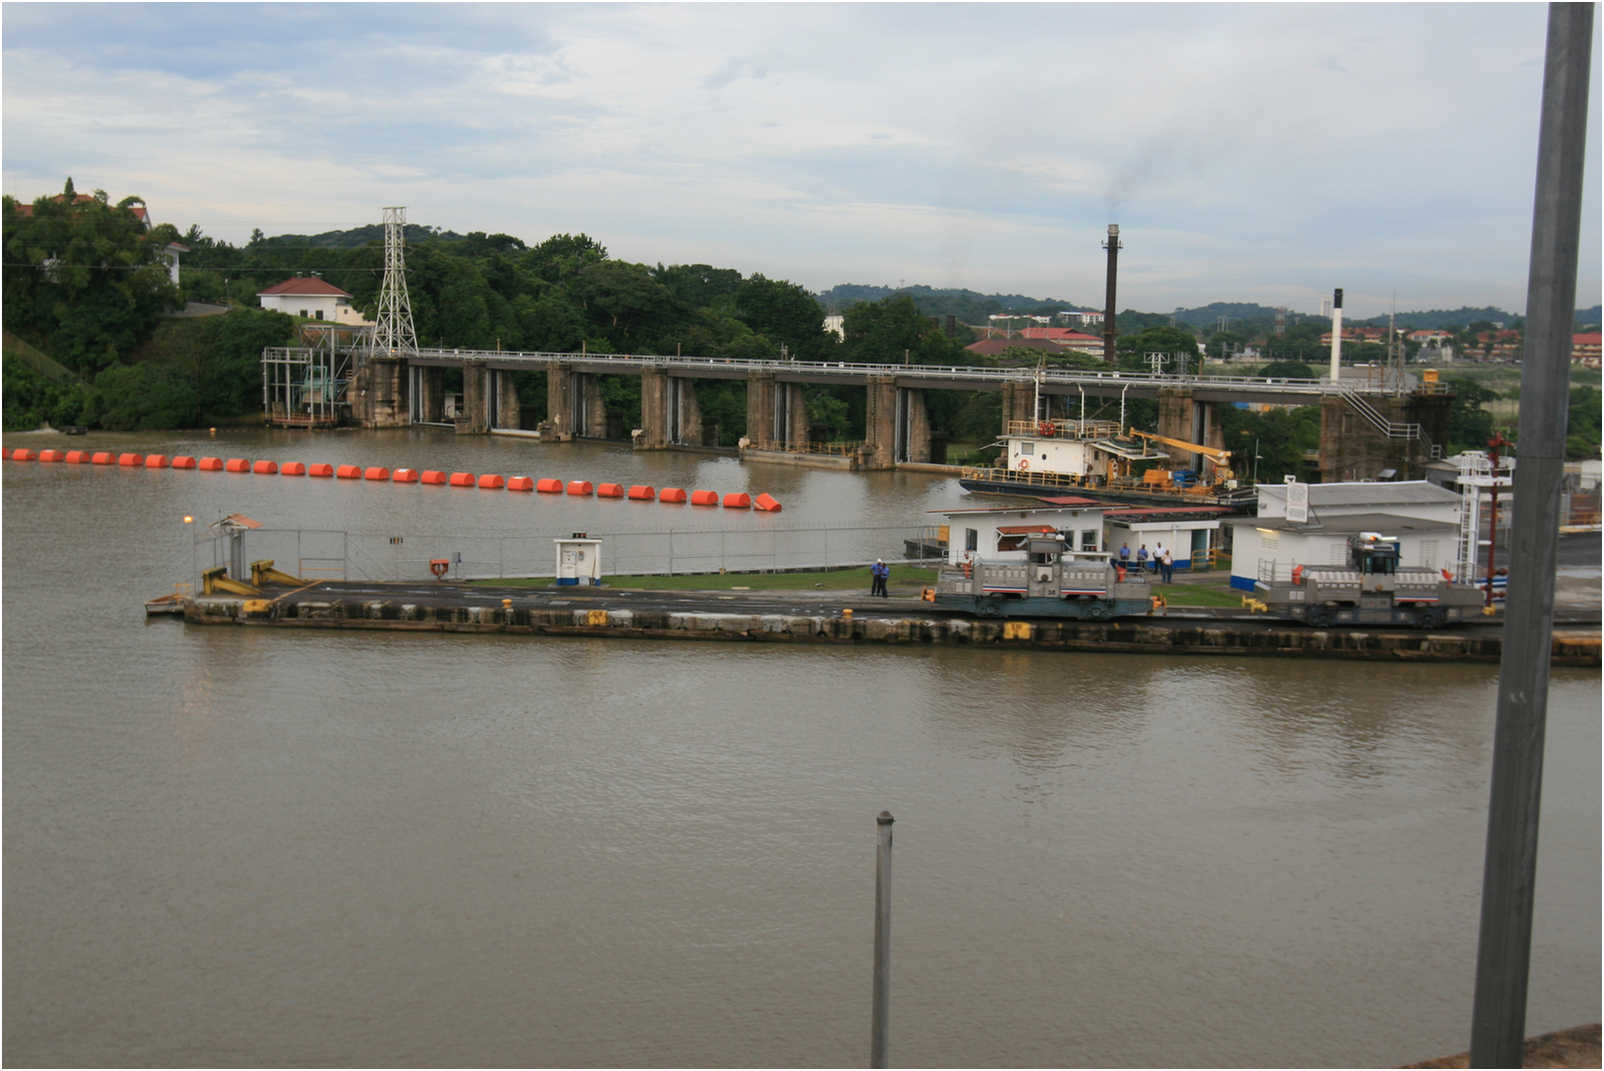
xmin=4 ymin=429 xmax=1599 ymax=1067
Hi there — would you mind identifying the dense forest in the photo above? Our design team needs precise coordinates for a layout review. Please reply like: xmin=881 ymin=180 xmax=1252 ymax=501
xmin=3 ymin=179 xmax=1597 ymax=468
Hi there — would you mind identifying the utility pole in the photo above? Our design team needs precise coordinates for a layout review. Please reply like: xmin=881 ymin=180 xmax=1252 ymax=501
xmin=1470 ymin=5 xmax=1592 ymax=1065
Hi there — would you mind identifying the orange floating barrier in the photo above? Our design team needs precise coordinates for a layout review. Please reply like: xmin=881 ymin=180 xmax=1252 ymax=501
xmin=420 ymin=469 xmax=447 ymax=485
xmin=566 ymin=480 xmax=593 ymax=496
xmin=722 ymin=492 xmax=752 ymax=509
xmin=754 ymin=493 xmax=782 ymax=512
xmin=364 ymin=466 xmax=390 ymax=481
xmin=253 ymin=460 xmax=279 ymax=475
xmin=536 ymin=478 xmax=563 ymax=494
xmin=144 ymin=453 xmax=169 ymax=468
xmin=506 ymin=476 xmax=534 ymax=492
xmin=224 ymin=458 xmax=250 ymax=473
xmin=171 ymin=454 xmax=196 ymax=469
xmin=10 ymin=448 xmax=36 ymax=461
xmin=597 ymin=482 xmax=624 ymax=498
xmin=627 ymin=484 xmax=655 ymax=501
xmin=92 ymin=451 xmax=115 ymax=465
xmin=38 ymin=449 xmax=64 ymax=463
xmin=659 ymin=487 xmax=687 ymax=503
xmin=448 ymin=471 xmax=476 ymax=487
xmin=690 ymin=490 xmax=719 ymax=507
xmin=335 ymin=464 xmax=362 ymax=479
xmin=307 ymin=463 xmax=334 ymax=478
xmin=118 ymin=452 xmax=144 ymax=467
xmin=64 ymin=449 xmax=91 ymax=464
xmin=197 ymin=457 xmax=223 ymax=471
xmin=392 ymin=468 xmax=418 ymax=483
xmin=477 ymin=473 xmax=505 ymax=489
xmin=280 ymin=461 xmax=307 ymax=476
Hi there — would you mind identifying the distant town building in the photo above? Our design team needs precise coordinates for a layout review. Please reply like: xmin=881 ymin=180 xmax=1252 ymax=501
xmin=258 ymin=276 xmax=367 ymax=324
xmin=823 ymin=314 xmax=845 ymax=339
xmin=1573 ymin=332 xmax=1601 ymax=368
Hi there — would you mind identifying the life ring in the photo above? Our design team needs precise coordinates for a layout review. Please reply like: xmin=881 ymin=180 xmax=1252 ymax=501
xmin=430 ymin=558 xmax=450 ymax=579
xmin=1038 ymin=421 xmax=1053 ymax=437
xmin=1018 ymin=458 xmax=1029 ymax=471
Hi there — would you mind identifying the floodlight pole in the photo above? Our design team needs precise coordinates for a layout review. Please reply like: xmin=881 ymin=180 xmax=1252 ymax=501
xmin=1469 ymin=4 xmax=1592 ymax=1066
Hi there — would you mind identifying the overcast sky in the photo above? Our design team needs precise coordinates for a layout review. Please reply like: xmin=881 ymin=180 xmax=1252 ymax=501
xmin=3 ymin=3 xmax=1599 ymax=319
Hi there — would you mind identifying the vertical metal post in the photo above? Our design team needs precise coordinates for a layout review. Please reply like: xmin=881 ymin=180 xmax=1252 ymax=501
xmin=871 ymin=811 xmax=894 ymax=1069
xmin=1471 ymin=5 xmax=1592 ymax=1066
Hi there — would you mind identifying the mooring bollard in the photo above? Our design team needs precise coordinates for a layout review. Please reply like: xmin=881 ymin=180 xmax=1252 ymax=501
xmin=871 ymin=810 xmax=893 ymax=1069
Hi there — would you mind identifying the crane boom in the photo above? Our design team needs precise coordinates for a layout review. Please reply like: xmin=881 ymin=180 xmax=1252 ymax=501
xmin=1127 ymin=428 xmax=1235 ymax=470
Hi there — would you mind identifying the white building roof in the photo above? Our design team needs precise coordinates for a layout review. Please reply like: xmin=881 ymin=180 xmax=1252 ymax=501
xmin=1256 ymin=480 xmax=1460 ymax=510
xmin=1238 ymin=511 xmax=1458 ymax=536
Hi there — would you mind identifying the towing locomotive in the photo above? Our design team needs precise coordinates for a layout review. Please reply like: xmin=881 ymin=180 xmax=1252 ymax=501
xmin=1252 ymin=532 xmax=1487 ymax=628
xmin=931 ymin=533 xmax=1157 ymax=619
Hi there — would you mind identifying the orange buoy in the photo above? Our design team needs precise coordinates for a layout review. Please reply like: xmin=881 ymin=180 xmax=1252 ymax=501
xmin=144 ymin=453 xmax=169 ymax=468
xmin=448 ymin=471 xmax=476 ymax=487
xmin=690 ymin=490 xmax=719 ymax=507
xmin=224 ymin=458 xmax=251 ymax=473
xmin=92 ymin=451 xmax=115 ymax=465
xmin=197 ymin=457 xmax=223 ymax=471
xmin=10 ymin=448 xmax=36 ymax=461
xmin=722 ymin=492 xmax=751 ymax=509
xmin=566 ymin=480 xmax=593 ymax=496
xmin=364 ymin=466 xmax=390 ymax=481
xmin=477 ymin=473 xmax=505 ymax=489
xmin=420 ymin=469 xmax=447 ymax=485
xmin=627 ymin=484 xmax=655 ymax=501
xmin=393 ymin=468 xmax=419 ymax=483
xmin=597 ymin=482 xmax=624 ymax=498
xmin=65 ymin=449 xmax=92 ymax=464
xmin=336 ymin=464 xmax=362 ymax=479
xmin=119 ymin=452 xmax=145 ymax=467
xmin=171 ymin=454 xmax=196 ymax=469
xmin=754 ymin=493 xmax=782 ymax=512
xmin=536 ymin=477 xmax=563 ymax=494
xmin=38 ymin=448 xmax=64 ymax=463
xmin=659 ymin=487 xmax=687 ymax=503
xmin=307 ymin=463 xmax=334 ymax=478
xmin=280 ymin=461 xmax=307 ymax=476
xmin=507 ymin=476 xmax=534 ymax=492
xmin=253 ymin=460 xmax=279 ymax=475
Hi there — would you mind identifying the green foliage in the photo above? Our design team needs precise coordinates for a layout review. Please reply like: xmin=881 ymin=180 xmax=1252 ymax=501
xmin=1115 ymin=325 xmax=1199 ymax=372
xmin=86 ymin=362 xmax=200 ymax=430
xmin=841 ymin=295 xmax=967 ymax=366
xmin=1566 ymin=386 xmax=1601 ymax=460
xmin=1256 ymin=359 xmax=1318 ymax=379
xmin=2 ymin=357 xmax=91 ymax=430
xmin=1441 ymin=377 xmax=1497 ymax=454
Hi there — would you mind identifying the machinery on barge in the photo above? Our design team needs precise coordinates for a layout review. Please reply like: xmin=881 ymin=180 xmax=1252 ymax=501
xmin=1252 ymin=531 xmax=1488 ymax=628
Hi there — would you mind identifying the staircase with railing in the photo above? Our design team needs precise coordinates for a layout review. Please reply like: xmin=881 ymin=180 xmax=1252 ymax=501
xmin=1336 ymin=386 xmax=1442 ymax=460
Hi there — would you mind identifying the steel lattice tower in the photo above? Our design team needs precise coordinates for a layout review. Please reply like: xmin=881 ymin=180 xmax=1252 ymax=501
xmin=370 ymin=206 xmax=418 ymax=359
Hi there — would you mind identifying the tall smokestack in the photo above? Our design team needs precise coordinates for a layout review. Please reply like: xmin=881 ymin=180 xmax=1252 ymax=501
xmin=1102 ymin=224 xmax=1122 ymax=365
xmin=1328 ymin=287 xmax=1344 ymax=381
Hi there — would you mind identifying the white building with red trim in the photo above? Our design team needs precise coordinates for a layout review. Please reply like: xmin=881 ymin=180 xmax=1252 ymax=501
xmin=257 ymin=276 xmax=367 ymax=324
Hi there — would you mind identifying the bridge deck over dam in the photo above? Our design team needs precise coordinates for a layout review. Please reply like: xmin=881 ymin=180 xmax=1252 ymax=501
xmin=262 ymin=342 xmax=1450 ymax=481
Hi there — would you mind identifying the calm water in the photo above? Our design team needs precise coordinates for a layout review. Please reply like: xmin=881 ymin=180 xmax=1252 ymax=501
xmin=3 ymin=429 xmax=1599 ymax=1067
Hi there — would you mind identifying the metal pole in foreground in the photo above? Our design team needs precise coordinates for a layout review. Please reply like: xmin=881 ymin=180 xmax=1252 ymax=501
xmin=871 ymin=811 xmax=894 ymax=1069
xmin=1470 ymin=4 xmax=1592 ymax=1066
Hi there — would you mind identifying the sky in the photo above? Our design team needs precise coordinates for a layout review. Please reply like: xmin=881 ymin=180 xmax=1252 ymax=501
xmin=3 ymin=2 xmax=1600 ymax=320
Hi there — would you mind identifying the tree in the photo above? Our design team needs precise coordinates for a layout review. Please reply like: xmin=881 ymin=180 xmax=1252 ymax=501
xmin=841 ymin=295 xmax=965 ymax=365
xmin=1443 ymin=377 xmax=1496 ymax=453
xmin=1115 ymin=325 xmax=1199 ymax=373
xmin=734 ymin=274 xmax=827 ymax=358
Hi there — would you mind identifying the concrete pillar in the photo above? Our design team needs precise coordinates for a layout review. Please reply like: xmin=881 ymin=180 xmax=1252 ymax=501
xmin=544 ymin=363 xmax=573 ymax=441
xmin=676 ymin=380 xmax=704 ymax=445
xmin=415 ymin=366 xmax=445 ymax=423
xmin=900 ymin=387 xmax=932 ymax=463
xmin=351 ymin=356 xmax=408 ymax=428
xmin=640 ymin=366 xmax=670 ymax=449
xmin=458 ymin=360 xmax=490 ymax=434
xmin=582 ymin=374 xmax=607 ymax=438
xmin=999 ymin=380 xmax=1036 ymax=433
xmin=1318 ymin=392 xmax=1441 ymax=482
xmin=493 ymin=369 xmax=520 ymax=431
xmin=1156 ymin=388 xmax=1198 ymax=466
xmin=746 ymin=372 xmax=777 ymax=446
xmin=863 ymin=375 xmax=897 ymax=469
xmin=783 ymin=383 xmax=809 ymax=448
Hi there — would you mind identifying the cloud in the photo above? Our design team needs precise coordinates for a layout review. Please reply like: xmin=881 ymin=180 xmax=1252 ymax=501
xmin=3 ymin=2 xmax=1597 ymax=318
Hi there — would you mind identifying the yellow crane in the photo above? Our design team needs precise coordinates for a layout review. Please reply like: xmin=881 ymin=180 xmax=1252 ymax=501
xmin=1128 ymin=429 xmax=1238 ymax=486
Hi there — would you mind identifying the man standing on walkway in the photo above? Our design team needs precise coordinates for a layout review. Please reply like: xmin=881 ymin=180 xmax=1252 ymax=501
xmin=1160 ymin=546 xmax=1174 ymax=583
xmin=1151 ymin=542 xmax=1164 ymax=574
xmin=870 ymin=559 xmax=889 ymax=597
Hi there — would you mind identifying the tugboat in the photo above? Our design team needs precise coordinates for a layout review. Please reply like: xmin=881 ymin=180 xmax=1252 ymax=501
xmin=958 ymin=417 xmax=1258 ymax=511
